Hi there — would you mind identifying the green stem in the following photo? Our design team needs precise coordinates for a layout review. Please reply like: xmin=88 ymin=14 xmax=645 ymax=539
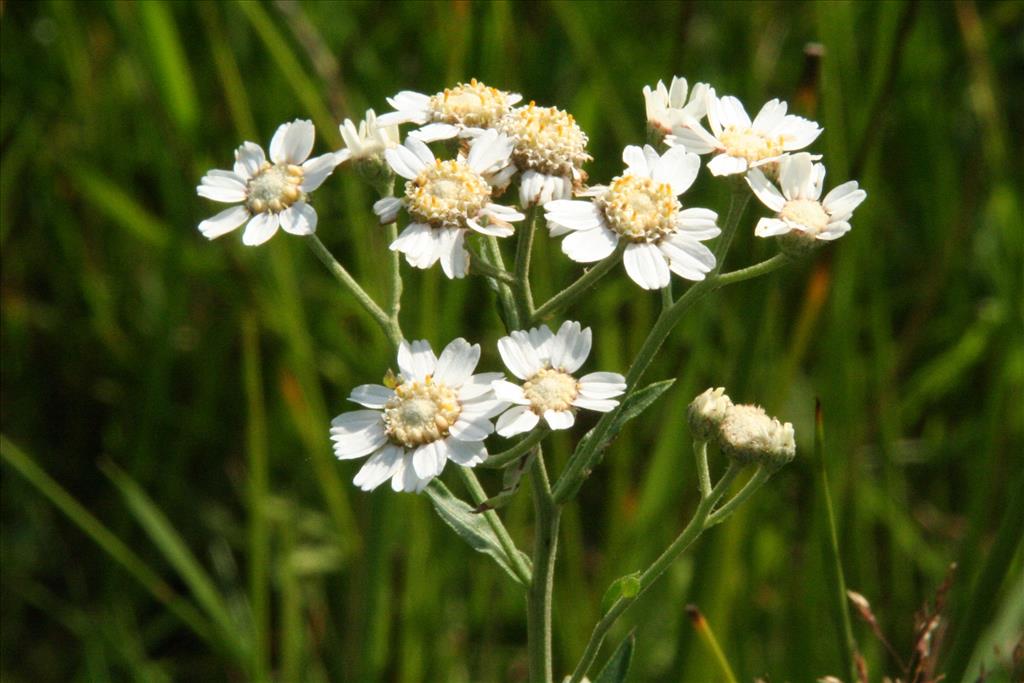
xmin=568 ymin=465 xmax=741 ymax=683
xmin=305 ymin=234 xmax=402 ymax=347
xmin=484 ymin=235 xmax=521 ymax=329
xmin=514 ymin=206 xmax=539 ymax=321
xmin=469 ymin=252 xmax=516 ymax=284
xmin=455 ymin=467 xmax=532 ymax=587
xmin=529 ymin=242 xmax=625 ymax=325
xmin=528 ymin=451 xmax=559 ymax=683
xmin=716 ymin=253 xmax=790 ymax=287
xmin=705 ymin=467 xmax=772 ymax=527
xmin=385 ymin=222 xmax=403 ymax=323
xmin=694 ymin=440 xmax=712 ymax=499
xmin=482 ymin=427 xmax=550 ymax=469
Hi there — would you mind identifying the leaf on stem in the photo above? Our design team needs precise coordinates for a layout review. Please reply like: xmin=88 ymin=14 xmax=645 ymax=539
xmin=576 ymin=378 xmax=676 ymax=466
xmin=593 ymin=631 xmax=635 ymax=683
xmin=473 ymin=449 xmax=536 ymax=512
xmin=600 ymin=572 xmax=641 ymax=614
xmin=425 ymin=480 xmax=532 ymax=586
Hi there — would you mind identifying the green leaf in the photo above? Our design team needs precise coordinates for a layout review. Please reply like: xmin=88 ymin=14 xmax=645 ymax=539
xmin=578 ymin=378 xmax=676 ymax=458
xmin=425 ymin=480 xmax=531 ymax=586
xmin=600 ymin=571 xmax=641 ymax=614
xmin=593 ymin=631 xmax=635 ymax=683
xmin=474 ymin=449 xmax=536 ymax=512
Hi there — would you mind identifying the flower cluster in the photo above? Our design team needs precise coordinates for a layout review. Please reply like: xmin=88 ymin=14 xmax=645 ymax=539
xmin=330 ymin=322 xmax=624 ymax=492
xmin=195 ymin=75 xmax=865 ymax=493
xmin=688 ymin=387 xmax=796 ymax=469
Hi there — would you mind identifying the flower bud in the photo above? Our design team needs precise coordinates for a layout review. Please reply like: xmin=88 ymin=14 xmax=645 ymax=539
xmin=776 ymin=229 xmax=825 ymax=259
xmin=687 ymin=387 xmax=733 ymax=442
xmin=718 ymin=403 xmax=795 ymax=469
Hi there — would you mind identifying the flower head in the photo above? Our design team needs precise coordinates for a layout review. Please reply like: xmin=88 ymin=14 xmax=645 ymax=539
xmin=544 ymin=145 xmax=720 ymax=290
xmin=331 ymin=338 xmax=506 ymax=493
xmin=718 ymin=403 xmax=795 ymax=468
xmin=643 ymin=76 xmax=710 ymax=137
xmin=747 ymin=153 xmax=866 ymax=251
xmin=196 ymin=119 xmax=339 ymax=245
xmin=491 ymin=321 xmax=626 ymax=435
xmin=688 ymin=387 xmax=734 ymax=442
xmin=377 ymin=79 xmax=523 ymax=142
xmin=372 ymin=130 xmax=526 ymax=278
xmin=668 ymin=91 xmax=822 ymax=176
xmin=336 ymin=109 xmax=400 ymax=164
xmin=495 ymin=102 xmax=592 ymax=206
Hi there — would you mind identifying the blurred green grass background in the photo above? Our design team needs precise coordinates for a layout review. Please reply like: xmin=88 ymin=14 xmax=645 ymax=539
xmin=1 ymin=1 xmax=1022 ymax=681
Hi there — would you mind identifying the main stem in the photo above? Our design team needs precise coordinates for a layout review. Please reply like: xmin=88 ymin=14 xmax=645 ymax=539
xmin=528 ymin=452 xmax=559 ymax=683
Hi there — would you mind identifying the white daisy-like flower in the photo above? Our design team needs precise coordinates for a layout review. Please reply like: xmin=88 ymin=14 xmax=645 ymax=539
xmin=544 ymin=145 xmax=720 ymax=290
xmin=196 ymin=119 xmax=338 ymax=246
xmin=377 ymin=78 xmax=523 ymax=143
xmin=667 ymin=90 xmax=822 ymax=176
xmin=747 ymin=153 xmax=866 ymax=242
xmin=495 ymin=102 xmax=592 ymax=206
xmin=330 ymin=338 xmax=507 ymax=493
xmin=491 ymin=321 xmax=626 ymax=436
xmin=643 ymin=76 xmax=711 ymax=137
xmin=372 ymin=130 xmax=525 ymax=279
xmin=335 ymin=109 xmax=400 ymax=164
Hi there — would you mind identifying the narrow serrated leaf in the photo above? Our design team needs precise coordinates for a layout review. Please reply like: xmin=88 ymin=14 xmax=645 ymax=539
xmin=425 ymin=480 xmax=531 ymax=586
xmin=594 ymin=631 xmax=635 ymax=683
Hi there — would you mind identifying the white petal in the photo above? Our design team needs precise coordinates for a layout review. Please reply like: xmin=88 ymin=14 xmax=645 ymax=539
xmin=434 ymin=338 xmax=480 ymax=386
xmin=779 ymin=153 xmax=814 ymax=200
xmin=623 ymin=242 xmax=671 ymax=289
xmin=746 ymin=169 xmax=786 ymax=211
xmin=577 ymin=372 xmax=627 ymax=399
xmin=460 ymin=397 xmax=508 ymax=420
xmin=823 ymin=182 xmax=866 ymax=216
xmin=549 ymin=320 xmax=591 ymax=373
xmin=233 ymin=142 xmax=266 ymax=180
xmin=348 ymin=384 xmax=394 ymax=409
xmin=467 ymin=216 xmax=514 ymax=237
xmin=391 ymin=223 xmax=442 ymax=269
xmin=496 ymin=406 xmax=540 ymax=437
xmin=818 ymin=221 xmax=852 ymax=240
xmin=652 ymin=146 xmax=700 ymax=196
xmin=397 ymin=339 xmax=437 ymax=381
xmin=491 ymin=379 xmax=529 ymax=405
xmin=409 ymin=122 xmax=460 ymax=143
xmin=754 ymin=217 xmax=791 ymax=237
xmin=437 ymin=228 xmax=468 ymax=279
xmin=666 ymin=124 xmax=719 ymax=155
xmin=446 ymin=438 xmax=487 ymax=467
xmin=197 ymin=170 xmax=247 ymax=203
xmin=707 ymin=154 xmax=749 ymax=177
xmin=751 ymin=99 xmax=788 ymax=132
xmin=543 ymin=409 xmax=576 ymax=430
xmin=572 ymin=397 xmax=619 ymax=412
xmin=385 ymin=91 xmax=431 ymax=116
xmin=300 ymin=153 xmax=338 ymax=192
xmin=405 ymin=136 xmax=436 ymax=167
xmin=561 ymin=226 xmax=619 ymax=263
xmin=352 ymin=444 xmax=404 ymax=490
xmin=660 ymin=239 xmax=714 ymax=280
xmin=715 ymin=95 xmax=752 ymax=129
xmin=485 ymin=203 xmax=526 ymax=221
xmin=384 ymin=145 xmax=427 ymax=180
xmin=622 ymin=145 xmax=650 ymax=177
xmin=449 ymin=414 xmax=494 ymax=442
xmin=270 ymin=119 xmax=315 ymax=165
xmin=330 ymin=410 xmax=388 ymax=459
xmin=776 ymin=116 xmax=823 ymax=150
xmin=459 ymin=372 xmax=505 ymax=400
xmin=497 ymin=334 xmax=544 ymax=380
xmin=544 ymin=200 xmax=605 ymax=232
xmin=242 ymin=212 xmax=280 ymax=246
xmin=391 ymin=453 xmax=430 ymax=493
xmin=676 ymin=207 xmax=721 ymax=240
xmin=279 ymin=202 xmax=317 ymax=235
xmin=412 ymin=441 xmax=448 ymax=479
xmin=198 ymin=205 xmax=250 ymax=239
xmin=467 ymin=129 xmax=513 ymax=175
xmin=373 ymin=197 xmax=404 ymax=224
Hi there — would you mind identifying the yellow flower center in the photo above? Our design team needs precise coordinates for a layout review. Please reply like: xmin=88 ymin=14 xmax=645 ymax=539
xmin=597 ymin=175 xmax=681 ymax=243
xmin=405 ymin=159 xmax=492 ymax=227
xmin=718 ymin=126 xmax=785 ymax=164
xmin=428 ymin=78 xmax=514 ymax=128
xmin=522 ymin=368 xmax=579 ymax=414
xmin=246 ymin=162 xmax=304 ymax=214
xmin=383 ymin=378 xmax=461 ymax=448
xmin=497 ymin=102 xmax=590 ymax=177
xmin=779 ymin=199 xmax=829 ymax=234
